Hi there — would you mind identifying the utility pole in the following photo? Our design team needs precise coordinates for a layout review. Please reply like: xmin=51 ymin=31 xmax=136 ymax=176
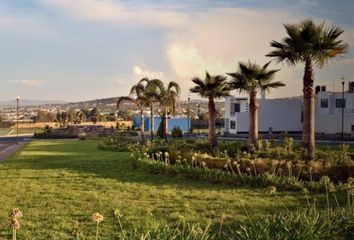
xmin=187 ymin=95 xmax=190 ymax=133
xmin=341 ymin=77 xmax=345 ymax=141
xmin=16 ymin=96 xmax=20 ymax=144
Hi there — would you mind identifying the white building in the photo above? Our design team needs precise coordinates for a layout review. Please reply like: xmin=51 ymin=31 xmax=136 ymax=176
xmin=224 ymin=82 xmax=354 ymax=135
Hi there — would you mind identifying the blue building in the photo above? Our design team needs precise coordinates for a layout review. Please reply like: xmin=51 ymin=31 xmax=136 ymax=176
xmin=132 ymin=116 xmax=190 ymax=132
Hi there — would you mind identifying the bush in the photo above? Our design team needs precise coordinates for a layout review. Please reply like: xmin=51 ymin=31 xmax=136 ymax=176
xmin=156 ymin=120 xmax=164 ymax=139
xmin=171 ymin=126 xmax=183 ymax=138
xmin=33 ymin=126 xmax=77 ymax=139
xmin=98 ymin=135 xmax=138 ymax=151
xmin=77 ymin=132 xmax=87 ymax=140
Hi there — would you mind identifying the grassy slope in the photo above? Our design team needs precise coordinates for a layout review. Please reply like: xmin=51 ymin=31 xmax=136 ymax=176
xmin=0 ymin=140 xmax=332 ymax=239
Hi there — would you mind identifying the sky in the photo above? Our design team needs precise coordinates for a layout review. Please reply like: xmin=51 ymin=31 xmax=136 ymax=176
xmin=0 ymin=0 xmax=353 ymax=101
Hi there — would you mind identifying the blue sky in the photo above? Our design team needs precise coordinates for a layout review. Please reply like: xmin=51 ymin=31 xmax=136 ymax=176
xmin=1 ymin=0 xmax=353 ymax=101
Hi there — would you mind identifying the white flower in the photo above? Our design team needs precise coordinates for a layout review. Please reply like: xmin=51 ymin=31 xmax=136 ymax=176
xmin=92 ymin=213 xmax=104 ymax=223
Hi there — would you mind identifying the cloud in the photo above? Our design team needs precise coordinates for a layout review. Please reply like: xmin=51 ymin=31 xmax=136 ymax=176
xmin=8 ymin=80 xmax=45 ymax=87
xmin=38 ymin=0 xmax=186 ymax=27
xmin=132 ymin=66 xmax=164 ymax=79
xmin=39 ymin=0 xmax=128 ymax=21
xmin=165 ymin=8 xmax=354 ymax=98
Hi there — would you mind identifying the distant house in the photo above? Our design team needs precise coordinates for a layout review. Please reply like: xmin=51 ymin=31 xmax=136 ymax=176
xmin=132 ymin=116 xmax=191 ymax=132
xmin=224 ymin=82 xmax=354 ymax=135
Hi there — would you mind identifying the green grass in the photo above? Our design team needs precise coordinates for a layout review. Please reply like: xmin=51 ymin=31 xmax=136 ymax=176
xmin=0 ymin=140 xmax=335 ymax=239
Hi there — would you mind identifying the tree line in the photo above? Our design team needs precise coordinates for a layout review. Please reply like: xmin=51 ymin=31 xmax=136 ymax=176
xmin=32 ymin=107 xmax=117 ymax=126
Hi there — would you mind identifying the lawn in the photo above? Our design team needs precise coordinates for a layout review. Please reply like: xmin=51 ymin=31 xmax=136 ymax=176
xmin=0 ymin=139 xmax=333 ymax=239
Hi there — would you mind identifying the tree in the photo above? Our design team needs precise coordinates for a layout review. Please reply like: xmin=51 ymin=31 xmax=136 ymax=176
xmin=56 ymin=111 xmax=68 ymax=128
xmin=139 ymin=78 xmax=162 ymax=142
xmin=227 ymin=61 xmax=284 ymax=149
xmin=266 ymin=19 xmax=348 ymax=160
xmin=90 ymin=107 xmax=100 ymax=124
xmin=117 ymin=82 xmax=148 ymax=144
xmin=159 ymin=81 xmax=181 ymax=142
xmin=106 ymin=113 xmax=117 ymax=122
xmin=74 ymin=111 xmax=84 ymax=124
xmin=67 ymin=109 xmax=76 ymax=123
xmin=190 ymin=72 xmax=231 ymax=148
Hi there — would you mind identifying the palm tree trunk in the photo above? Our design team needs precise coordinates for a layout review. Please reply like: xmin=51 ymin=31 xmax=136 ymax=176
xmin=249 ymin=91 xmax=259 ymax=149
xmin=208 ymin=96 xmax=217 ymax=149
xmin=302 ymin=59 xmax=315 ymax=160
xmin=150 ymin=104 xmax=154 ymax=142
xmin=140 ymin=109 xmax=145 ymax=144
xmin=164 ymin=111 xmax=168 ymax=143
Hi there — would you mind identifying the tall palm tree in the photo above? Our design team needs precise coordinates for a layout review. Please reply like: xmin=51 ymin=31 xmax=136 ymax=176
xmin=117 ymin=82 xmax=147 ymax=144
xmin=139 ymin=78 xmax=162 ymax=142
xmin=266 ymin=19 xmax=348 ymax=159
xmin=160 ymin=81 xmax=181 ymax=142
xmin=227 ymin=61 xmax=284 ymax=149
xmin=190 ymin=72 xmax=231 ymax=148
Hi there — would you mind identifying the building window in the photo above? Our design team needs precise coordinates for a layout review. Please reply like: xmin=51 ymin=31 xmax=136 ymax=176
xmin=335 ymin=99 xmax=346 ymax=108
xmin=234 ymin=103 xmax=240 ymax=112
xmin=320 ymin=99 xmax=328 ymax=108
xmin=230 ymin=121 xmax=236 ymax=129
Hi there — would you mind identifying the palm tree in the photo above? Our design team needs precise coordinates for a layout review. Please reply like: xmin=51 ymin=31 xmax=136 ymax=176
xmin=141 ymin=79 xmax=180 ymax=142
xmin=117 ymin=82 xmax=147 ymax=144
xmin=139 ymin=78 xmax=162 ymax=142
xmin=266 ymin=19 xmax=348 ymax=159
xmin=160 ymin=81 xmax=181 ymax=142
xmin=227 ymin=61 xmax=284 ymax=149
xmin=190 ymin=72 xmax=231 ymax=148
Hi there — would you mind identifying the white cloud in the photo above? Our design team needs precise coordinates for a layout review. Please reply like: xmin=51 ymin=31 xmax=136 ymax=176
xmin=38 ymin=0 xmax=186 ymax=27
xmin=165 ymin=8 xmax=354 ymax=98
xmin=132 ymin=66 xmax=164 ymax=79
xmin=8 ymin=80 xmax=45 ymax=86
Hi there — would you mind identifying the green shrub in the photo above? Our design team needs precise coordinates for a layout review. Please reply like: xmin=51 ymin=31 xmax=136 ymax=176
xmin=33 ymin=126 xmax=77 ymax=139
xmin=171 ymin=126 xmax=183 ymax=138
xmin=78 ymin=132 xmax=87 ymax=140
xmin=98 ymin=135 xmax=138 ymax=151
xmin=156 ymin=120 xmax=164 ymax=139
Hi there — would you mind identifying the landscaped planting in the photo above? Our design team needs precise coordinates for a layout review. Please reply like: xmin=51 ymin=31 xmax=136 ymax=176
xmin=126 ymin=137 xmax=354 ymax=186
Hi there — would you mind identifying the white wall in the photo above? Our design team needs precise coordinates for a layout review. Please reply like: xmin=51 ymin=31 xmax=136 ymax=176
xmin=224 ymin=93 xmax=354 ymax=134
xmin=316 ymin=113 xmax=354 ymax=134
xmin=233 ymin=98 xmax=302 ymax=132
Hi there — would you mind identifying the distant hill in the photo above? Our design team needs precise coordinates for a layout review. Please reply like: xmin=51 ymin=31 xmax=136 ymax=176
xmin=0 ymin=96 xmax=222 ymax=109
xmin=0 ymin=99 xmax=66 ymax=107
xmin=69 ymin=97 xmax=119 ymax=107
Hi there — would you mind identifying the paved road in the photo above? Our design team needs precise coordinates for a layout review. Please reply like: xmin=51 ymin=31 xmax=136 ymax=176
xmin=0 ymin=135 xmax=32 ymax=143
xmin=0 ymin=135 xmax=32 ymax=161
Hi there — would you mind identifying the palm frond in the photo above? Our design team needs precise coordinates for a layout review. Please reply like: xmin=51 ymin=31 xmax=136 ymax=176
xmin=267 ymin=18 xmax=348 ymax=67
